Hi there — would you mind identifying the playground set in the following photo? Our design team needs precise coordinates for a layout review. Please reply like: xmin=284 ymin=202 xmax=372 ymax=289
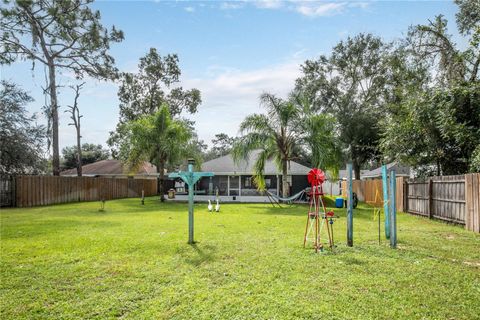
xmin=171 ymin=159 xmax=397 ymax=250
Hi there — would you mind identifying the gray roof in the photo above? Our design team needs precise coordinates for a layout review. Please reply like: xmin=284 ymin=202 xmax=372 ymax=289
xmin=362 ymin=162 xmax=410 ymax=178
xmin=338 ymin=169 xmax=369 ymax=180
xmin=201 ymin=150 xmax=311 ymax=175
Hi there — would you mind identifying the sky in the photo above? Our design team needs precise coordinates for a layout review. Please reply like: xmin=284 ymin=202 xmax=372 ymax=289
xmin=0 ymin=0 xmax=460 ymax=153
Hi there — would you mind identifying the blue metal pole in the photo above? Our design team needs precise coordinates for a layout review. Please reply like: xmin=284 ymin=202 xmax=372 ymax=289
xmin=390 ymin=170 xmax=397 ymax=248
xmin=382 ymin=165 xmax=390 ymax=239
xmin=347 ymin=163 xmax=353 ymax=247
xmin=188 ymin=163 xmax=194 ymax=244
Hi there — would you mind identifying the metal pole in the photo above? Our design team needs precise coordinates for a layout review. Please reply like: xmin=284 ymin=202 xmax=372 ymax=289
xmin=382 ymin=165 xmax=390 ymax=239
xmin=390 ymin=170 xmax=397 ymax=248
xmin=188 ymin=163 xmax=194 ymax=244
xmin=347 ymin=163 xmax=353 ymax=247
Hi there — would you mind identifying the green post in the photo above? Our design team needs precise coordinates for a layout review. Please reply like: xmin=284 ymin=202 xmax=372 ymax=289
xmin=390 ymin=170 xmax=397 ymax=248
xmin=382 ymin=165 xmax=390 ymax=239
xmin=347 ymin=163 xmax=353 ymax=247
xmin=187 ymin=162 xmax=194 ymax=244
xmin=168 ymin=160 xmax=214 ymax=245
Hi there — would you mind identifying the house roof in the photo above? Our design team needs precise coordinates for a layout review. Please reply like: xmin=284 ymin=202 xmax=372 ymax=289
xmin=201 ymin=150 xmax=311 ymax=175
xmin=362 ymin=162 xmax=410 ymax=179
xmin=338 ymin=169 xmax=370 ymax=180
xmin=60 ymin=160 xmax=158 ymax=176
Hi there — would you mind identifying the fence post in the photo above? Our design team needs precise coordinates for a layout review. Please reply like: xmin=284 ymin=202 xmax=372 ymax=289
xmin=347 ymin=163 xmax=353 ymax=247
xmin=428 ymin=179 xmax=433 ymax=219
xmin=403 ymin=180 xmax=408 ymax=213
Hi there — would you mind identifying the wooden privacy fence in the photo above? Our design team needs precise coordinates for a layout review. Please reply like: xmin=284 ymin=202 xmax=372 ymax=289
xmin=405 ymin=175 xmax=465 ymax=224
xmin=342 ymin=177 xmax=405 ymax=211
xmin=342 ymin=173 xmax=480 ymax=233
xmin=15 ymin=176 xmax=158 ymax=208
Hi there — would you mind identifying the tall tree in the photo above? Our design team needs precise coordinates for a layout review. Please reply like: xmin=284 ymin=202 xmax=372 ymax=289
xmin=296 ymin=33 xmax=390 ymax=179
xmin=233 ymin=93 xmax=300 ymax=197
xmin=0 ymin=81 xmax=47 ymax=174
xmin=291 ymin=92 xmax=342 ymax=178
xmin=61 ymin=143 xmax=109 ymax=170
xmin=120 ymin=104 xmax=192 ymax=201
xmin=211 ymin=133 xmax=236 ymax=157
xmin=1 ymin=0 xmax=124 ymax=175
xmin=64 ymin=82 xmax=85 ymax=176
xmin=382 ymin=2 xmax=480 ymax=175
xmin=108 ymin=48 xmax=201 ymax=154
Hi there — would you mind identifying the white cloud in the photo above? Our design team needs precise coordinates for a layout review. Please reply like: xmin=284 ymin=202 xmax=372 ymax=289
xmin=254 ymin=0 xmax=284 ymax=9
xmin=220 ymin=2 xmax=245 ymax=10
xmin=184 ymin=6 xmax=195 ymax=13
xmin=295 ymin=2 xmax=346 ymax=17
xmin=220 ymin=1 xmax=370 ymax=17
xmin=181 ymin=61 xmax=301 ymax=144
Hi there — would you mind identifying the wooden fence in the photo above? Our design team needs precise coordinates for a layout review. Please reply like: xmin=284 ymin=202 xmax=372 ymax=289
xmin=14 ymin=176 xmax=158 ymax=208
xmin=341 ymin=173 xmax=480 ymax=233
xmin=342 ymin=177 xmax=405 ymax=212
xmin=405 ymin=175 xmax=466 ymax=224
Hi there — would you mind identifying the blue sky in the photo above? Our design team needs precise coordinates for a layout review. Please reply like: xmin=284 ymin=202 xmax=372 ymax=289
xmin=1 ymin=0 xmax=459 ymax=153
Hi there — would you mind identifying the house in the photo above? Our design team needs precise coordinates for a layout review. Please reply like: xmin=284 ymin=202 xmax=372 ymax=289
xmin=170 ymin=150 xmax=339 ymax=202
xmin=361 ymin=162 xmax=411 ymax=180
xmin=60 ymin=159 xmax=159 ymax=178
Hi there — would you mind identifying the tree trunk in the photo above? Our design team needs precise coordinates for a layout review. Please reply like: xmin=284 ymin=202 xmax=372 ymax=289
xmin=76 ymin=124 xmax=82 ymax=177
xmin=353 ymin=160 xmax=361 ymax=180
xmin=48 ymin=63 xmax=60 ymax=176
xmin=158 ymin=159 xmax=165 ymax=202
xmin=282 ymin=160 xmax=289 ymax=197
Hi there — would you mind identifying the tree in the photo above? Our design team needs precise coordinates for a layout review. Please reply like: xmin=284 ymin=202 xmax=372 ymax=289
xmin=291 ymin=92 xmax=342 ymax=178
xmin=233 ymin=93 xmax=300 ymax=197
xmin=108 ymin=48 xmax=201 ymax=154
xmin=382 ymin=2 xmax=480 ymax=176
xmin=1 ymin=0 xmax=124 ymax=175
xmin=296 ymin=33 xmax=390 ymax=179
xmin=0 ymin=81 xmax=47 ymax=174
xmin=62 ymin=143 xmax=109 ymax=170
xmin=120 ymin=105 xmax=192 ymax=201
xmin=64 ymin=82 xmax=85 ymax=176
xmin=211 ymin=133 xmax=236 ymax=157
xmin=381 ymin=82 xmax=480 ymax=175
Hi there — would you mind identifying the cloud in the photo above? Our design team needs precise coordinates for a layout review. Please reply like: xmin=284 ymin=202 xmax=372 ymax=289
xmin=219 ymin=1 xmax=370 ymax=17
xmin=184 ymin=6 xmax=195 ymax=13
xmin=254 ymin=0 xmax=284 ymax=9
xmin=295 ymin=2 xmax=346 ymax=17
xmin=220 ymin=2 xmax=244 ymax=10
xmin=181 ymin=61 xmax=302 ymax=144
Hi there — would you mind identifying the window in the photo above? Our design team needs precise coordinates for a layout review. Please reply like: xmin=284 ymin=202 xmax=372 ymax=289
xmin=245 ymin=177 xmax=252 ymax=188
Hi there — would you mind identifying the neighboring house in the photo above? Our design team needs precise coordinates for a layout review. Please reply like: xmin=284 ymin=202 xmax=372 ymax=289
xmin=361 ymin=162 xmax=411 ymax=180
xmin=60 ymin=160 xmax=159 ymax=178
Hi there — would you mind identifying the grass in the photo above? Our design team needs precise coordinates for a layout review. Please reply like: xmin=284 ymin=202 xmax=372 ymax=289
xmin=1 ymin=197 xmax=479 ymax=319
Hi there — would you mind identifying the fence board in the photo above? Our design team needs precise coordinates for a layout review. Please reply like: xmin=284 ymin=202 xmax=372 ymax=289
xmin=13 ymin=176 xmax=157 ymax=207
xmin=466 ymin=173 xmax=480 ymax=233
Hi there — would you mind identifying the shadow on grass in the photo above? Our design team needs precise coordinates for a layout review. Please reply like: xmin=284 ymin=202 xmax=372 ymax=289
xmin=183 ymin=243 xmax=217 ymax=266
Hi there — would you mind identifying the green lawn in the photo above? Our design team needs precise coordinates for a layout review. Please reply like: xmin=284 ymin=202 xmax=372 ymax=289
xmin=1 ymin=198 xmax=479 ymax=319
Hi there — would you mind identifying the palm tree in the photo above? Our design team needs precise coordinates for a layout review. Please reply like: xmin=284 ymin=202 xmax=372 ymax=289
xmin=124 ymin=104 xmax=191 ymax=201
xmin=292 ymin=92 xmax=342 ymax=180
xmin=233 ymin=93 xmax=300 ymax=197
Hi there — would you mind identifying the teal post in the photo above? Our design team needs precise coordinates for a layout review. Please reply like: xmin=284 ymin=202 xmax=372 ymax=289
xmin=347 ymin=163 xmax=353 ymax=247
xmin=382 ymin=165 xmax=390 ymax=239
xmin=389 ymin=170 xmax=397 ymax=248
xmin=168 ymin=160 xmax=214 ymax=244
xmin=187 ymin=163 xmax=194 ymax=244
